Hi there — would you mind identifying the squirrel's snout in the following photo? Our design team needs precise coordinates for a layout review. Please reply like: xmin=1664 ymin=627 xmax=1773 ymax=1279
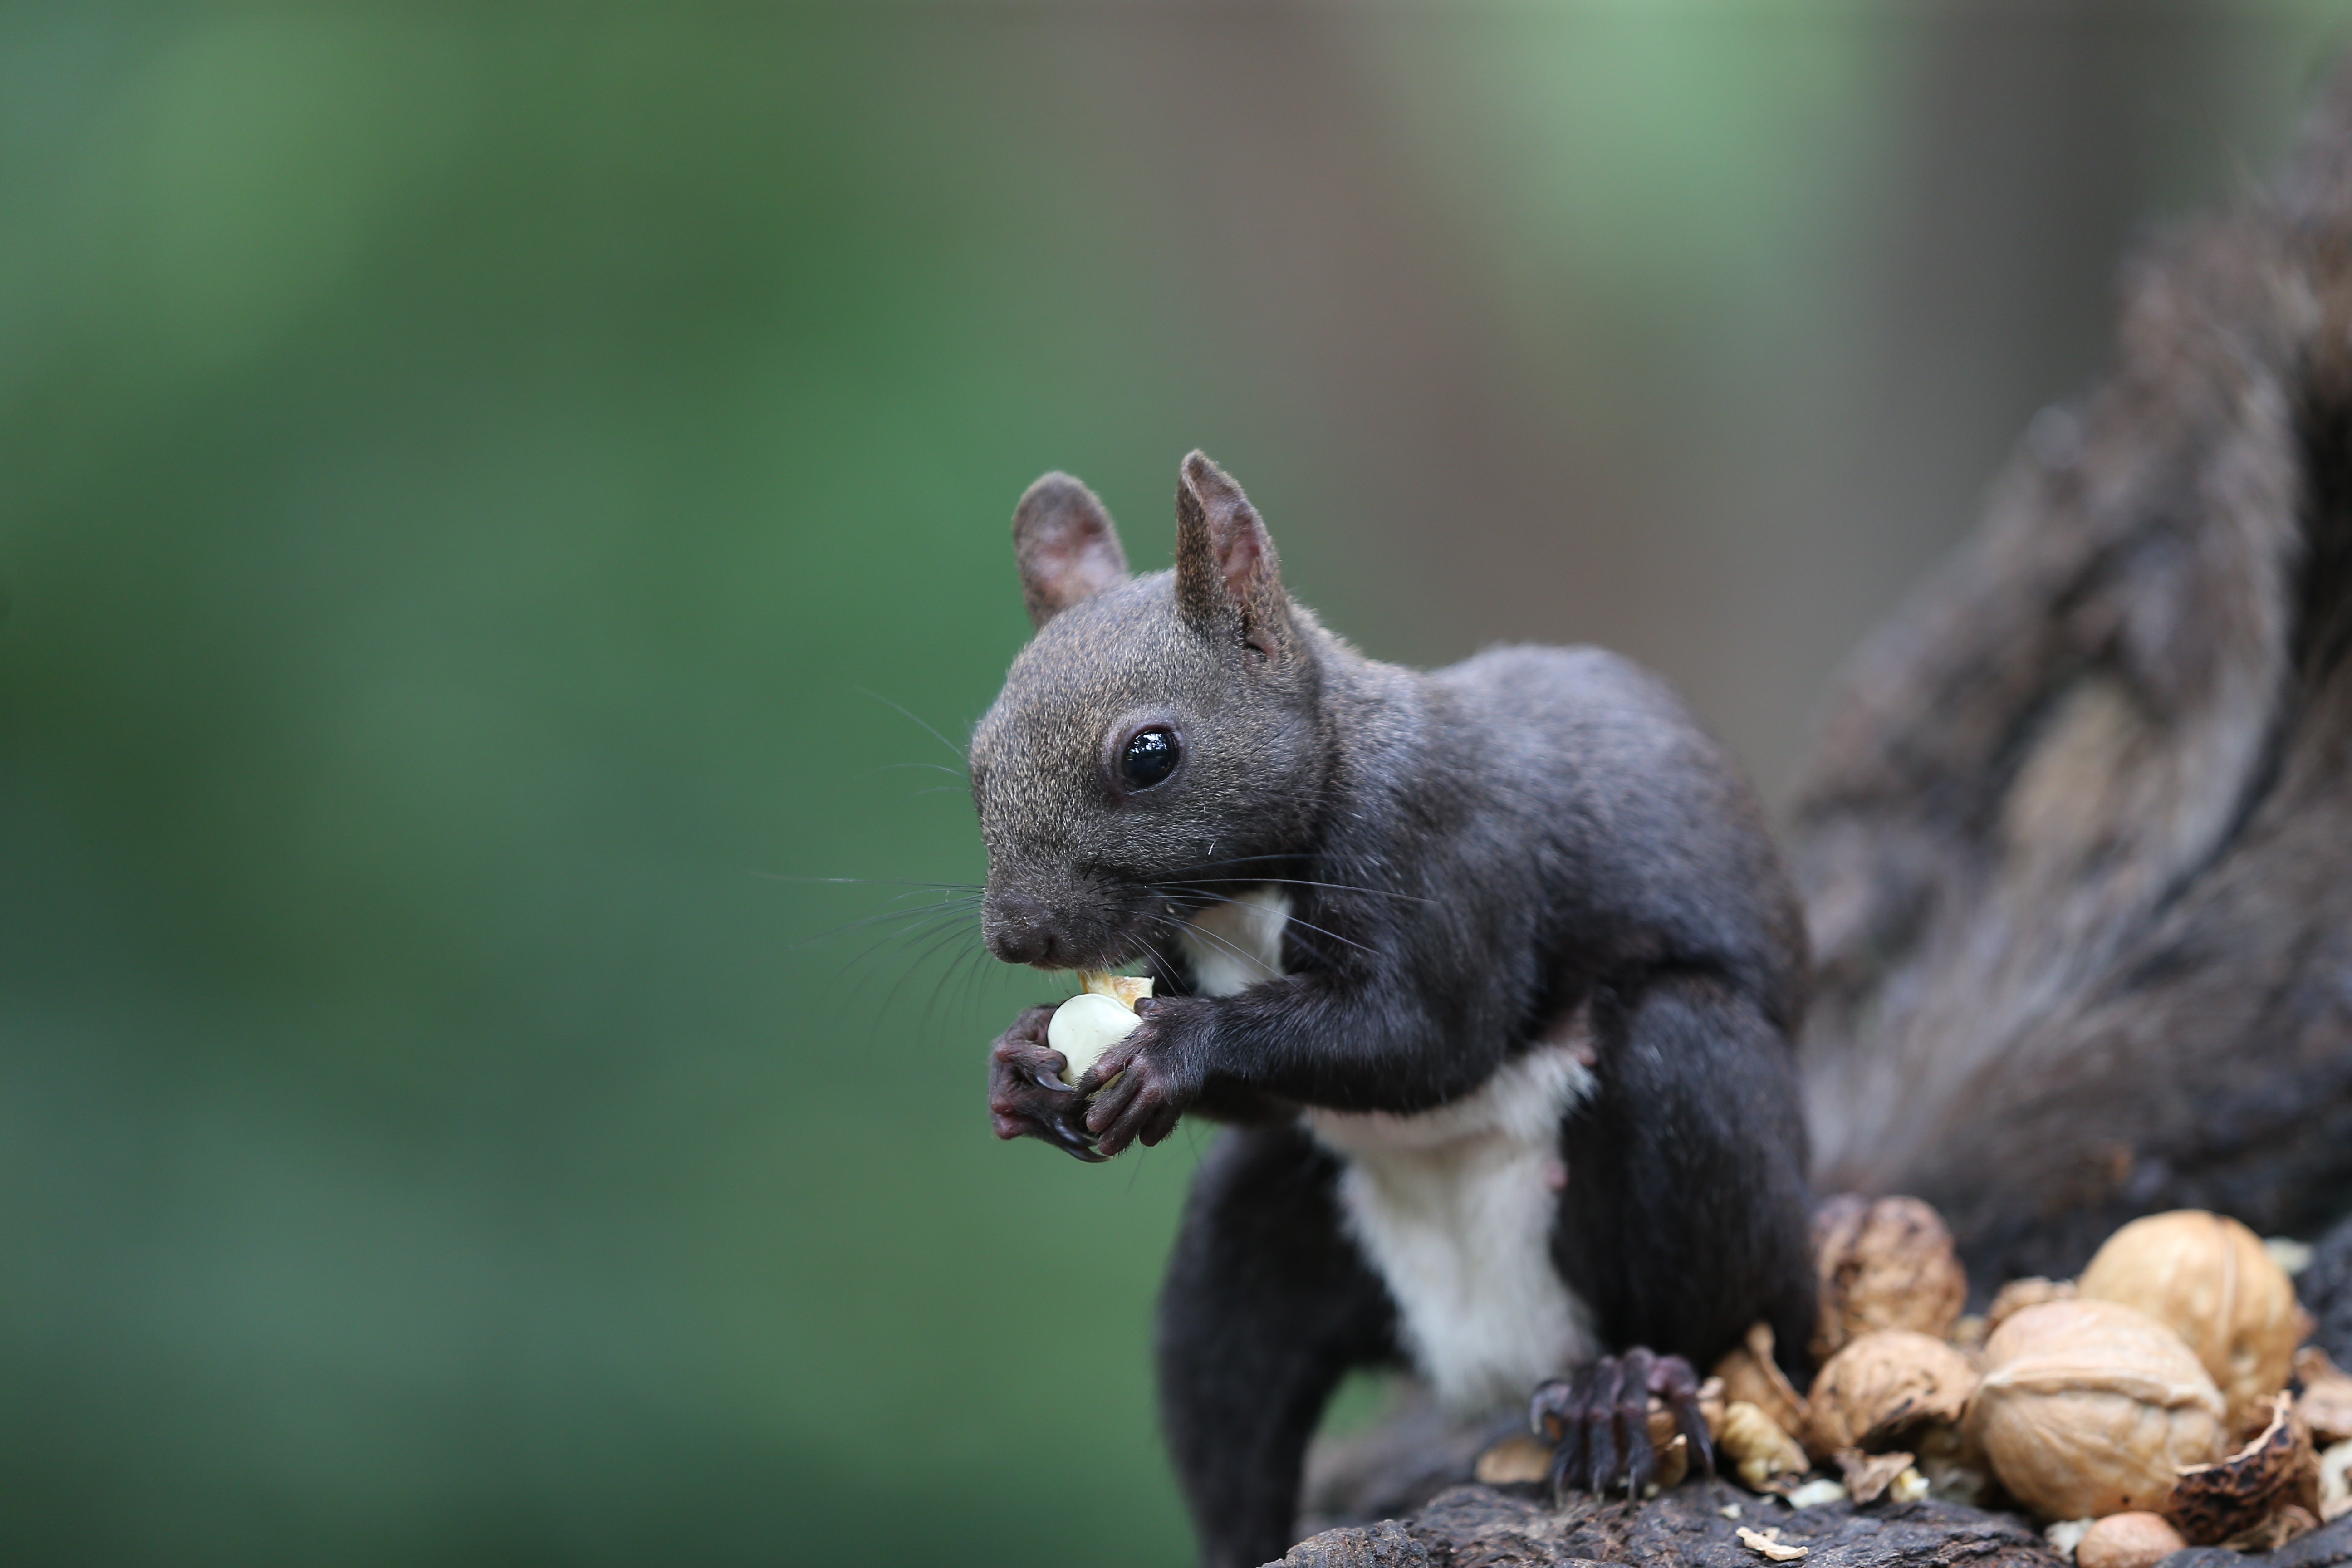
xmin=983 ymin=889 xmax=1064 ymax=968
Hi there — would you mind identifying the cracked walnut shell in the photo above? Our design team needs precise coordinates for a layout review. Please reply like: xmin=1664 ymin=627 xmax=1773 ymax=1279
xmin=1803 ymin=1330 xmax=1980 ymax=1459
xmin=2168 ymin=1392 xmax=2320 ymax=1546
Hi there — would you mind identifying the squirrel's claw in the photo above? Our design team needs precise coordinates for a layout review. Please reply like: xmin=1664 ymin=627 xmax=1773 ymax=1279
xmin=1531 ymin=1348 xmax=1705 ymax=1501
xmin=988 ymin=1006 xmax=1107 ymax=1162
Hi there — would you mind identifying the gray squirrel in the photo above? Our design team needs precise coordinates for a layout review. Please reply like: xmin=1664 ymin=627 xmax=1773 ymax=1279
xmin=973 ymin=452 xmax=1815 ymax=1568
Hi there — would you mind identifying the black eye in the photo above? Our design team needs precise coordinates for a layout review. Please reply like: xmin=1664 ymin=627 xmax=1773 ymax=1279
xmin=1120 ymin=727 xmax=1180 ymax=791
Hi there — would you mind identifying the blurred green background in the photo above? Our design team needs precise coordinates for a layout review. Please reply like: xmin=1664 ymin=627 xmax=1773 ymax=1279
xmin=3 ymin=4 xmax=2346 ymax=1563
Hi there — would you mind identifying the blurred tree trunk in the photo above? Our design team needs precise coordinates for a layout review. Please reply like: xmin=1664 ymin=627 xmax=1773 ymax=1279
xmin=1793 ymin=57 xmax=2352 ymax=1287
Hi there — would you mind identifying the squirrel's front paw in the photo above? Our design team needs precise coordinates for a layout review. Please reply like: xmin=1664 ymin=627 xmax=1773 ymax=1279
xmin=1530 ymin=1348 xmax=1714 ymax=1500
xmin=988 ymin=1004 xmax=1105 ymax=1163
xmin=1079 ymin=1001 xmax=1200 ymax=1156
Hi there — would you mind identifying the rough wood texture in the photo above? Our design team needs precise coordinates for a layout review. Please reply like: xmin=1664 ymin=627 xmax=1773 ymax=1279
xmin=1788 ymin=55 xmax=2352 ymax=1286
xmin=1276 ymin=1481 xmax=2065 ymax=1568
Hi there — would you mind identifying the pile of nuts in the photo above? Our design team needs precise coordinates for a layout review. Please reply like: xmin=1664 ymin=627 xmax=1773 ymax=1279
xmin=1707 ymin=1202 xmax=2350 ymax=1562
xmin=1482 ymin=1201 xmax=2352 ymax=1563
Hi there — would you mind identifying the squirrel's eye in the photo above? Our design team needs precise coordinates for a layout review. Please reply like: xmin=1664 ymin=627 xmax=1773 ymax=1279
xmin=1120 ymin=727 xmax=1180 ymax=791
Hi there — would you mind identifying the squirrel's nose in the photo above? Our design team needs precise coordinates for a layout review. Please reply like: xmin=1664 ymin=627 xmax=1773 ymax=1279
xmin=985 ymin=890 xmax=1061 ymax=967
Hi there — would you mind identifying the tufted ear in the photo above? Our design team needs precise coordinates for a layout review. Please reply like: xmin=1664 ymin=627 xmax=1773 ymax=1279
xmin=1172 ymin=451 xmax=1289 ymax=648
xmin=1012 ymin=473 xmax=1129 ymax=629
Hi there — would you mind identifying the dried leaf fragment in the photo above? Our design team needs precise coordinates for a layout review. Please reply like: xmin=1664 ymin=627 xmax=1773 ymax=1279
xmin=1737 ymin=1527 xmax=1808 ymax=1561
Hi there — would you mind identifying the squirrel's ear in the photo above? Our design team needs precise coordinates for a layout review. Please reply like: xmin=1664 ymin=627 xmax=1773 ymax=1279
xmin=1173 ymin=451 xmax=1286 ymax=638
xmin=1013 ymin=473 xmax=1129 ymax=629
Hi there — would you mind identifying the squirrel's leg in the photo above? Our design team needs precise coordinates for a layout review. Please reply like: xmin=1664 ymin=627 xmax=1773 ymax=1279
xmin=1157 ymin=1124 xmax=1398 ymax=1568
xmin=1540 ymin=971 xmax=1817 ymax=1493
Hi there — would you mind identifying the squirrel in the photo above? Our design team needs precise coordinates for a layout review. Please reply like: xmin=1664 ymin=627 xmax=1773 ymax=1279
xmin=973 ymin=452 xmax=1817 ymax=1568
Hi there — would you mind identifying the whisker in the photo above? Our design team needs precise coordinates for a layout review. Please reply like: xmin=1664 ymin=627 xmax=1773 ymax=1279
xmin=754 ymin=874 xmax=984 ymax=891
xmin=854 ymin=685 xmax=972 ymax=770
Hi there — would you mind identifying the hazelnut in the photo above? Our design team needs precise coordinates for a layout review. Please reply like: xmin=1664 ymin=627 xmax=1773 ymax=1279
xmin=2168 ymin=1392 xmax=2320 ymax=1546
xmin=2076 ymin=1211 xmax=2301 ymax=1430
xmin=1804 ymin=1330 xmax=1980 ymax=1459
xmin=1812 ymin=1196 xmax=1969 ymax=1361
xmin=1966 ymin=1298 xmax=2225 ymax=1520
xmin=1714 ymin=1322 xmax=1809 ymax=1439
xmin=2073 ymin=1512 xmax=2185 ymax=1568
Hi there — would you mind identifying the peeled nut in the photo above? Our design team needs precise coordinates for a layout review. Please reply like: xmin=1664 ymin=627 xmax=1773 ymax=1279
xmin=2168 ymin=1392 xmax=2320 ymax=1546
xmin=1965 ymin=1298 xmax=2225 ymax=1520
xmin=1044 ymin=971 xmax=1152 ymax=1083
xmin=1721 ymin=1399 xmax=1811 ymax=1491
xmin=1714 ymin=1322 xmax=1810 ymax=1439
xmin=1812 ymin=1195 xmax=1969 ymax=1361
xmin=1805 ymin=1330 xmax=1980 ymax=1459
xmin=2076 ymin=1210 xmax=2302 ymax=1431
xmin=2073 ymin=1511 xmax=2185 ymax=1568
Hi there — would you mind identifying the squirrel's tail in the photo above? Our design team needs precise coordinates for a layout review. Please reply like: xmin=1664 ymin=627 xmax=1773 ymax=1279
xmin=1787 ymin=52 xmax=2352 ymax=1294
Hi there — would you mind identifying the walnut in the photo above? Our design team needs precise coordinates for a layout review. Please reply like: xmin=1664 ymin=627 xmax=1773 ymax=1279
xmin=1714 ymin=1322 xmax=1810 ymax=1439
xmin=2076 ymin=1210 xmax=2302 ymax=1431
xmin=1720 ymin=1399 xmax=1811 ymax=1491
xmin=1986 ymin=1277 xmax=2077 ymax=1337
xmin=1803 ymin=1330 xmax=1980 ymax=1459
xmin=1812 ymin=1196 xmax=1969 ymax=1362
xmin=2073 ymin=1511 xmax=2185 ymax=1568
xmin=1965 ymin=1298 xmax=2226 ymax=1520
xmin=2167 ymin=1392 xmax=2320 ymax=1546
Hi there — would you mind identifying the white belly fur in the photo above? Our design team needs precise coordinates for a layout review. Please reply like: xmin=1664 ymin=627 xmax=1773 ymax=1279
xmin=1178 ymin=885 xmax=1597 ymax=1412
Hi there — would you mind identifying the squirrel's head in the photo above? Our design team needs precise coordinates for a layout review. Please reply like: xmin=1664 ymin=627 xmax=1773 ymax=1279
xmin=970 ymin=452 xmax=1326 ymax=971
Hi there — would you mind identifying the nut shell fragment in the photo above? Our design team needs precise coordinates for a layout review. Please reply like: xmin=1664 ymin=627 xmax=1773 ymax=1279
xmin=1832 ymin=1448 xmax=1915 ymax=1505
xmin=1966 ymin=1298 xmax=2225 ymax=1520
xmin=2073 ymin=1512 xmax=2185 ymax=1568
xmin=1812 ymin=1195 xmax=1969 ymax=1361
xmin=1806 ymin=1330 xmax=1980 ymax=1458
xmin=1737 ymin=1526 xmax=1808 ymax=1560
xmin=1714 ymin=1322 xmax=1809 ymax=1439
xmin=1721 ymin=1400 xmax=1810 ymax=1492
xmin=2077 ymin=1210 xmax=2302 ymax=1431
xmin=2168 ymin=1392 xmax=2319 ymax=1546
